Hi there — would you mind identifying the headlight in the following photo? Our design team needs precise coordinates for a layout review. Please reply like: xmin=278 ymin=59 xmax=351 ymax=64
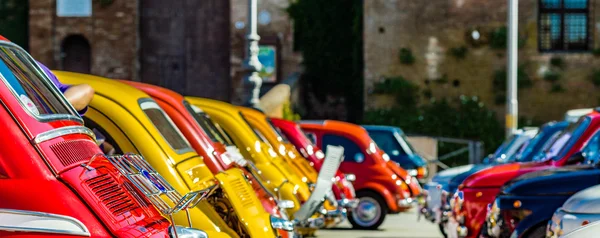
xmin=407 ymin=169 xmax=418 ymax=177
xmin=170 ymin=226 xmax=209 ymax=238
xmin=270 ymin=215 xmax=295 ymax=231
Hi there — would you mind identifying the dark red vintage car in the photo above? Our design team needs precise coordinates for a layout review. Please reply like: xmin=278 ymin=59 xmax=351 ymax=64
xmin=0 ymin=40 xmax=190 ymax=237
xmin=448 ymin=110 xmax=600 ymax=238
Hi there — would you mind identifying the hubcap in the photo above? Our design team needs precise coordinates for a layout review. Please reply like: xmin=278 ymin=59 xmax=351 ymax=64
xmin=351 ymin=196 xmax=381 ymax=227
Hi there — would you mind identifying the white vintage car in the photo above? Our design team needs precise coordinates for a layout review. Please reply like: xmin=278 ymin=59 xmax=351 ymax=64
xmin=547 ymin=184 xmax=600 ymax=237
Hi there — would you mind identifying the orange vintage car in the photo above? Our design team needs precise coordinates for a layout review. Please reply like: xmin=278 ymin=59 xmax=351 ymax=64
xmin=300 ymin=120 xmax=422 ymax=229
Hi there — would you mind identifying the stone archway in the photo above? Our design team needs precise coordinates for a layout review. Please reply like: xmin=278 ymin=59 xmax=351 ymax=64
xmin=61 ymin=35 xmax=91 ymax=74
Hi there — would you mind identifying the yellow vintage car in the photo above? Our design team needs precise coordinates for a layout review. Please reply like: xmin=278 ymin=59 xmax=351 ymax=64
xmin=238 ymin=107 xmax=319 ymax=185
xmin=238 ymin=107 xmax=345 ymax=227
xmin=186 ymin=97 xmax=323 ymax=235
xmin=55 ymin=71 xmax=278 ymax=238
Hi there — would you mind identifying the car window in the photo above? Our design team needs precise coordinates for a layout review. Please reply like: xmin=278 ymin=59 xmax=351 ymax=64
xmin=368 ymin=130 xmax=405 ymax=157
xmin=0 ymin=44 xmax=76 ymax=120
xmin=553 ymin=117 xmax=590 ymax=161
xmin=183 ymin=101 xmax=227 ymax=143
xmin=304 ymin=131 xmax=317 ymax=144
xmin=322 ymin=133 xmax=365 ymax=163
xmin=267 ymin=119 xmax=290 ymax=143
xmin=582 ymin=130 xmax=600 ymax=164
xmin=140 ymin=99 xmax=192 ymax=153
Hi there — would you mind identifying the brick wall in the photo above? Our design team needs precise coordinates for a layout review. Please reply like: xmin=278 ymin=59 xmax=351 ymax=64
xmin=365 ymin=0 xmax=600 ymax=122
xmin=29 ymin=0 xmax=138 ymax=80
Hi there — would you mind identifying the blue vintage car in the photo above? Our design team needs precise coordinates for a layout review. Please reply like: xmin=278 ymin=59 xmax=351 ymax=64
xmin=363 ymin=125 xmax=429 ymax=181
xmin=487 ymin=128 xmax=600 ymax=238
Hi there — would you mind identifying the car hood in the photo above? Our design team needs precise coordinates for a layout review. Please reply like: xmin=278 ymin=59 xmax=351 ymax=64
xmin=447 ymin=164 xmax=491 ymax=193
xmin=561 ymin=184 xmax=600 ymax=214
xmin=502 ymin=165 xmax=599 ymax=196
xmin=426 ymin=164 xmax=480 ymax=192
xmin=463 ymin=161 xmax=545 ymax=188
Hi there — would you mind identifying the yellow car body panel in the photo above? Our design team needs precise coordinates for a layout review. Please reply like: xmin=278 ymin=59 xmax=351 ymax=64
xmin=238 ymin=107 xmax=318 ymax=185
xmin=238 ymin=107 xmax=340 ymax=226
xmin=185 ymin=97 xmax=313 ymax=214
xmin=55 ymin=71 xmax=276 ymax=238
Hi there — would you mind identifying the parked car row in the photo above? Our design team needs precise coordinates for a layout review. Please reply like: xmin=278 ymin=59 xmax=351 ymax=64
xmin=420 ymin=108 xmax=600 ymax=238
xmin=0 ymin=41 xmax=427 ymax=237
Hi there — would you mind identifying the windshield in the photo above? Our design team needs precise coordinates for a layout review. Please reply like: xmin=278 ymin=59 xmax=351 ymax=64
xmin=516 ymin=130 xmax=547 ymax=161
xmin=502 ymin=134 xmax=532 ymax=161
xmin=140 ymin=99 xmax=192 ymax=153
xmin=0 ymin=43 xmax=77 ymax=120
xmin=267 ymin=119 xmax=290 ymax=143
xmin=183 ymin=101 xmax=228 ymax=144
xmin=398 ymin=133 xmax=417 ymax=155
xmin=581 ymin=130 xmax=600 ymax=164
xmin=552 ymin=117 xmax=590 ymax=161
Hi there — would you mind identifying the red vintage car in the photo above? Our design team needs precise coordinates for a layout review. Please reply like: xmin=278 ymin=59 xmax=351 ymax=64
xmin=121 ymin=81 xmax=294 ymax=236
xmin=448 ymin=110 xmax=600 ymax=238
xmin=270 ymin=118 xmax=358 ymax=210
xmin=300 ymin=120 xmax=421 ymax=229
xmin=0 ymin=40 xmax=184 ymax=237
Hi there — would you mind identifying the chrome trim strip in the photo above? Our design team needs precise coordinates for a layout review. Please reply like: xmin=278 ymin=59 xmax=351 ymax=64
xmin=34 ymin=126 xmax=96 ymax=144
xmin=0 ymin=208 xmax=90 ymax=236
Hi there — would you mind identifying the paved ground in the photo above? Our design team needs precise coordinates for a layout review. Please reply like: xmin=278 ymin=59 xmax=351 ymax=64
xmin=316 ymin=209 xmax=442 ymax=238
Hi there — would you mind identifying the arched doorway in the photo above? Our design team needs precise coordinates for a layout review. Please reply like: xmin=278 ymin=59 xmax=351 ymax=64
xmin=61 ymin=35 xmax=91 ymax=74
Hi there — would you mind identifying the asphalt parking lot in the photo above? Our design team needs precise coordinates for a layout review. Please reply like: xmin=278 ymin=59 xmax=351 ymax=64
xmin=317 ymin=209 xmax=442 ymax=238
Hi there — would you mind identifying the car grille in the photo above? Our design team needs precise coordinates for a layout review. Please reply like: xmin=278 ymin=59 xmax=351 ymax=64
xmin=50 ymin=139 xmax=99 ymax=167
xmin=230 ymin=177 xmax=255 ymax=208
xmin=85 ymin=172 xmax=139 ymax=216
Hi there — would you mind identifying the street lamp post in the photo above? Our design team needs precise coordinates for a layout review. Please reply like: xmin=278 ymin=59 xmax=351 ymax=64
xmin=241 ymin=0 xmax=263 ymax=108
xmin=506 ymin=0 xmax=519 ymax=138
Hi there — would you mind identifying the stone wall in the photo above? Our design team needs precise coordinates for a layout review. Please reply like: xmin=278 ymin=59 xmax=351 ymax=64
xmin=29 ymin=0 xmax=138 ymax=80
xmin=364 ymin=0 xmax=600 ymax=122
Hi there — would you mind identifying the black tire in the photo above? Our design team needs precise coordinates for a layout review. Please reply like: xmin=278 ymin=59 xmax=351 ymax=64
xmin=439 ymin=222 xmax=448 ymax=238
xmin=348 ymin=191 xmax=388 ymax=230
xmin=524 ymin=223 xmax=546 ymax=238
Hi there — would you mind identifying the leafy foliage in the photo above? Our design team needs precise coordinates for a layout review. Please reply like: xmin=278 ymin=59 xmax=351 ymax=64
xmin=399 ymin=48 xmax=416 ymax=65
xmin=492 ymin=66 xmax=533 ymax=93
xmin=590 ymin=70 xmax=600 ymax=87
xmin=489 ymin=26 xmax=508 ymax=49
xmin=366 ymin=77 xmax=505 ymax=166
xmin=593 ymin=48 xmax=600 ymax=57
xmin=550 ymin=56 xmax=564 ymax=69
xmin=282 ymin=101 xmax=301 ymax=121
xmin=288 ymin=0 xmax=364 ymax=122
xmin=449 ymin=46 xmax=468 ymax=59
xmin=543 ymin=71 xmax=561 ymax=83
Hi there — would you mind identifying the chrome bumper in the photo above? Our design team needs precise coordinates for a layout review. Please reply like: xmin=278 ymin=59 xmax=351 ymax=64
xmin=338 ymin=198 xmax=359 ymax=209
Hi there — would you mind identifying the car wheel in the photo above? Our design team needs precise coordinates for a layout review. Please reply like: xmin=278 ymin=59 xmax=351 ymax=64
xmin=525 ymin=223 xmax=546 ymax=238
xmin=348 ymin=191 xmax=387 ymax=230
xmin=439 ymin=223 xmax=448 ymax=238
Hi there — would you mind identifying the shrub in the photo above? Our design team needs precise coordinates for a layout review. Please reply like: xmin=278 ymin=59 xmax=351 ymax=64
xmin=449 ymin=46 xmax=468 ymax=59
xmin=590 ymin=70 xmax=600 ymax=87
xmin=373 ymin=76 xmax=420 ymax=107
xmin=593 ymin=48 xmax=600 ymax=57
xmin=550 ymin=56 xmax=564 ymax=69
xmin=543 ymin=71 xmax=561 ymax=82
xmin=489 ymin=26 xmax=508 ymax=49
xmin=492 ymin=66 xmax=533 ymax=92
xmin=399 ymin=48 xmax=416 ymax=65
xmin=550 ymin=83 xmax=565 ymax=93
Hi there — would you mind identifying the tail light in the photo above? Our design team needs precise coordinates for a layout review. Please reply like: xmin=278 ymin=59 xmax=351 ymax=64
xmin=417 ymin=167 xmax=428 ymax=179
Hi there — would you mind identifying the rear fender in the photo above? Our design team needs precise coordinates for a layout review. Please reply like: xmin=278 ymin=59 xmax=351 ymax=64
xmin=215 ymin=168 xmax=275 ymax=237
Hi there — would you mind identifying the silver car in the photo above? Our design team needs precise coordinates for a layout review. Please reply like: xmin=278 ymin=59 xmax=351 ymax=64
xmin=547 ymin=184 xmax=600 ymax=237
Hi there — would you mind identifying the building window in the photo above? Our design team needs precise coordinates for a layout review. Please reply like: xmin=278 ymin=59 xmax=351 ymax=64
xmin=539 ymin=0 xmax=591 ymax=52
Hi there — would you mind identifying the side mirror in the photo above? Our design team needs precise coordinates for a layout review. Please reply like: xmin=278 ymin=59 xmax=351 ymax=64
xmin=345 ymin=174 xmax=356 ymax=182
xmin=567 ymin=152 xmax=586 ymax=165
xmin=277 ymin=200 xmax=295 ymax=209
xmin=354 ymin=153 xmax=365 ymax=163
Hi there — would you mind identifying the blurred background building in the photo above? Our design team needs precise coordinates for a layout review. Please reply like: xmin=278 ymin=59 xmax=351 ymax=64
xmin=0 ymin=0 xmax=598 ymax=123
